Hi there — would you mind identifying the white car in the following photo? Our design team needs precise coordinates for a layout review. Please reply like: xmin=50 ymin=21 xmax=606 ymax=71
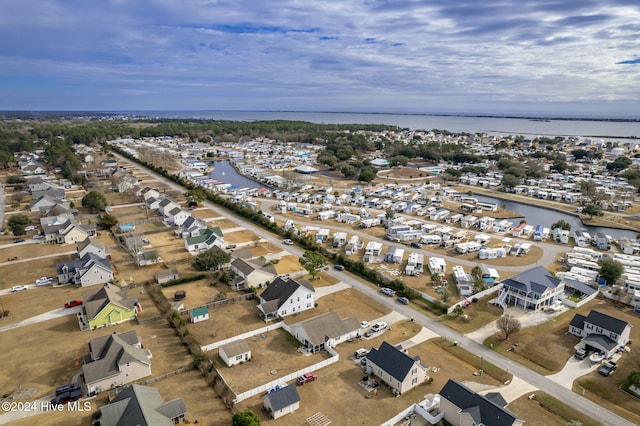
xmin=10 ymin=285 xmax=28 ymax=292
xmin=371 ymin=322 xmax=388 ymax=332
xmin=25 ymin=225 xmax=37 ymax=231
xmin=35 ymin=277 xmax=53 ymax=286
xmin=360 ymin=321 xmax=369 ymax=328
xmin=283 ymin=239 xmax=294 ymax=245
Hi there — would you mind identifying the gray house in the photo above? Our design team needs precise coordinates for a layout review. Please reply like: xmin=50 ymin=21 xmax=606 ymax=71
xmin=98 ymin=384 xmax=186 ymax=426
xmin=569 ymin=310 xmax=632 ymax=357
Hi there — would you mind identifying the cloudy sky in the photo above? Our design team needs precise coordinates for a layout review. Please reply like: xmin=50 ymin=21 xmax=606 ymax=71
xmin=1 ymin=0 xmax=639 ymax=116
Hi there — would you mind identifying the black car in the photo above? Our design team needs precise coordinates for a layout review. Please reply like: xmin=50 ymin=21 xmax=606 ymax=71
xmin=13 ymin=238 xmax=25 ymax=243
xmin=410 ymin=242 xmax=422 ymax=248
xmin=598 ymin=361 xmax=617 ymax=376
xmin=56 ymin=383 xmax=81 ymax=395
xmin=51 ymin=389 xmax=82 ymax=406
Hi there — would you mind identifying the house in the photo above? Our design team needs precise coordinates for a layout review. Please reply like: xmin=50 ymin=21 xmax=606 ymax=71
xmin=405 ymin=252 xmax=424 ymax=276
xmin=77 ymin=237 xmax=108 ymax=259
xmin=164 ymin=207 xmax=191 ymax=227
xmin=263 ymin=385 xmax=300 ymax=419
xmin=363 ymin=241 xmax=383 ymax=263
xmin=137 ymin=186 xmax=161 ymax=201
xmin=97 ymin=384 xmax=187 ymax=426
xmin=428 ymin=257 xmax=447 ymax=274
xmin=82 ymin=331 xmax=152 ymax=396
xmin=290 ymin=311 xmax=360 ymax=354
xmin=32 ymin=186 xmax=65 ymax=201
xmin=41 ymin=216 xmax=96 ymax=244
xmin=365 ymin=341 xmax=429 ymax=396
xmin=190 ymin=306 xmax=209 ymax=323
xmin=230 ymin=257 xmax=276 ymax=290
xmin=158 ymin=198 xmax=181 ymax=216
xmin=495 ymin=266 xmax=564 ymax=311
xmin=219 ymin=340 xmax=252 ymax=367
xmin=257 ymin=277 xmax=315 ymax=320
xmin=184 ymin=227 xmax=224 ymax=252
xmin=569 ymin=310 xmax=632 ymax=357
xmin=178 ymin=216 xmax=208 ymax=238
xmin=154 ymin=268 xmax=179 ymax=284
xmin=80 ymin=284 xmax=139 ymax=330
xmin=384 ymin=245 xmax=405 ymax=264
xmin=438 ymin=379 xmax=523 ymax=426
xmin=56 ymin=253 xmax=114 ymax=287
xmin=29 ymin=194 xmax=60 ymax=212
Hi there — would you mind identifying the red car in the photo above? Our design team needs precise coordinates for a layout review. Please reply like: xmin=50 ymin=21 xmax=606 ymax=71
xmin=296 ymin=372 xmax=318 ymax=385
xmin=64 ymin=300 xmax=83 ymax=308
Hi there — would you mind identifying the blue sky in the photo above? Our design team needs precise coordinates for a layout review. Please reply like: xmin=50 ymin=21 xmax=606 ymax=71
xmin=1 ymin=0 xmax=639 ymax=115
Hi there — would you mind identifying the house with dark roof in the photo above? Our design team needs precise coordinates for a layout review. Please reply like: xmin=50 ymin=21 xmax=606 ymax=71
xmin=365 ymin=341 xmax=428 ymax=395
xmin=164 ymin=206 xmax=191 ymax=227
xmin=438 ymin=379 xmax=523 ymax=426
xmin=257 ymin=277 xmax=315 ymax=321
xmin=56 ymin=252 xmax=113 ymax=287
xmin=82 ymin=331 xmax=152 ymax=396
xmin=97 ymin=384 xmax=186 ymax=426
xmin=495 ymin=266 xmax=564 ymax=311
xmin=230 ymin=257 xmax=276 ymax=290
xmin=290 ymin=311 xmax=360 ymax=353
xmin=184 ymin=227 xmax=224 ymax=252
xmin=569 ymin=310 xmax=631 ymax=356
xmin=219 ymin=339 xmax=252 ymax=367
xmin=80 ymin=283 xmax=139 ymax=330
xmin=263 ymin=385 xmax=300 ymax=420
xmin=41 ymin=216 xmax=96 ymax=244
xmin=177 ymin=216 xmax=208 ymax=238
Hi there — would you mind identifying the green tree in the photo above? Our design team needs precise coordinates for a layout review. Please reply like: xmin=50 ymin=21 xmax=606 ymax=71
xmin=551 ymin=220 xmax=572 ymax=231
xmin=624 ymin=370 xmax=640 ymax=388
xmin=470 ymin=265 xmax=483 ymax=279
xmin=598 ymin=258 xmax=624 ymax=286
xmin=501 ymin=174 xmax=520 ymax=190
xmin=7 ymin=214 xmax=30 ymax=236
xmin=385 ymin=208 xmax=396 ymax=221
xmin=582 ymin=204 xmax=603 ymax=219
xmin=299 ymin=250 xmax=328 ymax=279
xmin=358 ymin=167 xmax=376 ymax=183
xmin=99 ymin=213 xmax=119 ymax=228
xmin=82 ymin=191 xmax=108 ymax=213
xmin=192 ymin=247 xmax=231 ymax=272
xmin=184 ymin=188 xmax=206 ymax=207
xmin=232 ymin=409 xmax=260 ymax=426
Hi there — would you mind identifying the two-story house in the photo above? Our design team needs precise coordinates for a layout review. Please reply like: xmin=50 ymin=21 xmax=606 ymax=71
xmin=495 ymin=266 xmax=564 ymax=311
xmin=365 ymin=341 xmax=429 ymax=396
xmin=569 ymin=310 xmax=632 ymax=357
xmin=257 ymin=277 xmax=315 ymax=320
xmin=56 ymin=253 xmax=114 ymax=287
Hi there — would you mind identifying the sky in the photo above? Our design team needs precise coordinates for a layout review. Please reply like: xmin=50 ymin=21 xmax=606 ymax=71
xmin=1 ymin=0 xmax=639 ymax=116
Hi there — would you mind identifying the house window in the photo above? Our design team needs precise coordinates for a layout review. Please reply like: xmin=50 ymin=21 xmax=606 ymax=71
xmin=235 ymin=355 xmax=243 ymax=360
xmin=412 ymin=378 xmax=418 ymax=385
xmin=306 ymin=303 xmax=312 ymax=308
xmin=307 ymin=294 xmax=311 ymax=299
xmin=412 ymin=368 xmax=417 ymax=375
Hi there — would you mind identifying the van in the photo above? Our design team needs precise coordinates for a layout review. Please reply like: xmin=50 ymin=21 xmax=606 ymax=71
xmin=354 ymin=348 xmax=369 ymax=359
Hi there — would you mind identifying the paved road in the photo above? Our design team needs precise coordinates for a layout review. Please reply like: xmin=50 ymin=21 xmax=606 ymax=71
xmin=115 ymin=153 xmax=634 ymax=426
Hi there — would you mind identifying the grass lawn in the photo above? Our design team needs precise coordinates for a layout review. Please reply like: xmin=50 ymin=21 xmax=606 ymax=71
xmin=442 ymin=294 xmax=503 ymax=334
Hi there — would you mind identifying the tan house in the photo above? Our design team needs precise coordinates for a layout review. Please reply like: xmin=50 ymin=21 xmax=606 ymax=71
xmin=82 ymin=331 xmax=152 ymax=396
xmin=230 ymin=257 xmax=276 ymax=290
xmin=365 ymin=341 xmax=428 ymax=396
xmin=219 ymin=340 xmax=252 ymax=367
xmin=290 ymin=311 xmax=360 ymax=354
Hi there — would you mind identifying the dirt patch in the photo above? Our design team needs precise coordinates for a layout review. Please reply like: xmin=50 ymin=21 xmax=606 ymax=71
xmin=378 ymin=167 xmax=431 ymax=180
xmin=270 ymin=255 xmax=305 ymax=275
xmin=223 ymin=230 xmax=259 ymax=244
xmin=508 ymin=391 xmax=600 ymax=426
xmin=189 ymin=298 xmax=265 ymax=345
xmin=160 ymin=279 xmax=245 ymax=310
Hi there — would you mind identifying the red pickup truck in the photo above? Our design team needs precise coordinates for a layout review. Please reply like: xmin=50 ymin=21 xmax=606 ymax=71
xmin=296 ymin=372 xmax=318 ymax=385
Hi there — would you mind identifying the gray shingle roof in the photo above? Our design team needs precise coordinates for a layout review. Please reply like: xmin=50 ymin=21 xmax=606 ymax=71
xmin=83 ymin=331 xmax=150 ymax=385
xmin=294 ymin=312 xmax=359 ymax=347
xmin=220 ymin=340 xmax=251 ymax=358
xmin=264 ymin=385 xmax=300 ymax=412
xmin=501 ymin=266 xmax=560 ymax=296
xmin=584 ymin=310 xmax=630 ymax=335
xmin=81 ymin=284 xmax=136 ymax=320
xmin=439 ymin=379 xmax=521 ymax=426
xmin=99 ymin=384 xmax=185 ymax=426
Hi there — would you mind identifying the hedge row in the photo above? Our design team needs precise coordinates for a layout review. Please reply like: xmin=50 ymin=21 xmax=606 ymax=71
xmin=160 ymin=274 xmax=208 ymax=288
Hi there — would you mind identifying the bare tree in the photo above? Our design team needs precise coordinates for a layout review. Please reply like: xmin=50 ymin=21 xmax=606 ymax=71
xmin=497 ymin=314 xmax=521 ymax=340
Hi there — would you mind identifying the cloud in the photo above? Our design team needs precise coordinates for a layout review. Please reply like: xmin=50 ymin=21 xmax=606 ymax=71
xmin=0 ymin=0 xmax=638 ymax=114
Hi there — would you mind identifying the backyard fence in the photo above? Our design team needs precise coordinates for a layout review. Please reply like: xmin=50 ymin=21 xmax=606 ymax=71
xmin=446 ymin=283 xmax=503 ymax=314
xmin=139 ymin=364 xmax=194 ymax=385
xmin=200 ymin=320 xmax=284 ymax=352
xmin=179 ymin=293 xmax=255 ymax=320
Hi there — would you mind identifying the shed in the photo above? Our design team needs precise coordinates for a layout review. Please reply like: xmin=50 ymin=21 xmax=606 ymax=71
xmin=219 ymin=340 xmax=252 ymax=367
xmin=190 ymin=306 xmax=209 ymax=323
xmin=263 ymin=385 xmax=300 ymax=419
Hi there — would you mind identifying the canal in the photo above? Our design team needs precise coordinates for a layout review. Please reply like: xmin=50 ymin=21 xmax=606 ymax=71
xmin=474 ymin=193 xmax=639 ymax=241
xmin=207 ymin=160 xmax=268 ymax=190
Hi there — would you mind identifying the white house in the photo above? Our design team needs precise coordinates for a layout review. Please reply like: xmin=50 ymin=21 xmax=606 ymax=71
xmin=405 ymin=252 xmax=424 ymax=276
xmin=365 ymin=341 xmax=429 ymax=396
xmin=363 ymin=241 xmax=383 ymax=263
xmin=263 ymin=385 xmax=300 ymax=420
xmin=190 ymin=306 xmax=209 ymax=323
xmin=257 ymin=277 xmax=315 ymax=320
xmin=569 ymin=310 xmax=631 ymax=357
xmin=495 ymin=266 xmax=564 ymax=311
xmin=290 ymin=312 xmax=360 ymax=354
xmin=428 ymin=257 xmax=447 ymax=274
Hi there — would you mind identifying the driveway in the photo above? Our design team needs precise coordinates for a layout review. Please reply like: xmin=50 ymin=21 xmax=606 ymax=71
xmin=314 ymin=282 xmax=351 ymax=299
xmin=0 ymin=306 xmax=82 ymax=333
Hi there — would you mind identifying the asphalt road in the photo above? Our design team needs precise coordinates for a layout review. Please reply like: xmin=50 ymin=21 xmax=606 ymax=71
xmin=117 ymin=153 xmax=634 ymax=426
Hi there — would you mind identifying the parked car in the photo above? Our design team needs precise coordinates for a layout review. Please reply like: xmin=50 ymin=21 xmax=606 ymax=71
xmin=598 ymin=361 xmax=617 ymax=376
xmin=51 ymin=389 xmax=82 ymax=406
xmin=372 ymin=322 xmax=388 ymax=332
xmin=296 ymin=372 xmax=318 ymax=385
xmin=354 ymin=348 xmax=369 ymax=359
xmin=379 ymin=287 xmax=396 ymax=297
xmin=56 ymin=383 xmax=81 ymax=395
xmin=283 ymin=239 xmax=294 ymax=245
xmin=574 ymin=348 xmax=587 ymax=359
xmin=397 ymin=296 xmax=409 ymax=305
xmin=35 ymin=277 xmax=53 ymax=286
xmin=360 ymin=321 xmax=369 ymax=328
xmin=10 ymin=285 xmax=27 ymax=292
xmin=410 ymin=242 xmax=422 ymax=248
xmin=334 ymin=264 xmax=345 ymax=271
xmin=25 ymin=225 xmax=37 ymax=231
xmin=13 ymin=238 xmax=25 ymax=243
xmin=32 ymin=234 xmax=45 ymax=239
xmin=225 ymin=244 xmax=237 ymax=250
xmin=64 ymin=300 xmax=83 ymax=308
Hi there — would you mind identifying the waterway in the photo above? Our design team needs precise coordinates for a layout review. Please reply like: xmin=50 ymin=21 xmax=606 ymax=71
xmin=207 ymin=160 xmax=267 ymax=190
xmin=474 ymin=194 xmax=638 ymax=240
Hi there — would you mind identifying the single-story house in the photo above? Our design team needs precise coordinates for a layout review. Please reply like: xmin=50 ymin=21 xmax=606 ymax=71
xmin=219 ymin=340 xmax=252 ymax=367
xmin=82 ymin=331 xmax=152 ymax=396
xmin=365 ymin=341 xmax=429 ymax=396
xmin=290 ymin=311 xmax=360 ymax=354
xmin=97 ymin=384 xmax=186 ymax=426
xmin=263 ymin=385 xmax=300 ymax=420
xmin=230 ymin=257 xmax=276 ymax=290
xmin=154 ymin=268 xmax=179 ymax=284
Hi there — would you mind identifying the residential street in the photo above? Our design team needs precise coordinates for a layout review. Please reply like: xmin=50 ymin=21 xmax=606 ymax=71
xmin=118 ymin=153 xmax=635 ymax=426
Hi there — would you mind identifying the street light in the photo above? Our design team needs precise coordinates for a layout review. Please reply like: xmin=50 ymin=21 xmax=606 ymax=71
xmin=479 ymin=356 xmax=483 ymax=375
